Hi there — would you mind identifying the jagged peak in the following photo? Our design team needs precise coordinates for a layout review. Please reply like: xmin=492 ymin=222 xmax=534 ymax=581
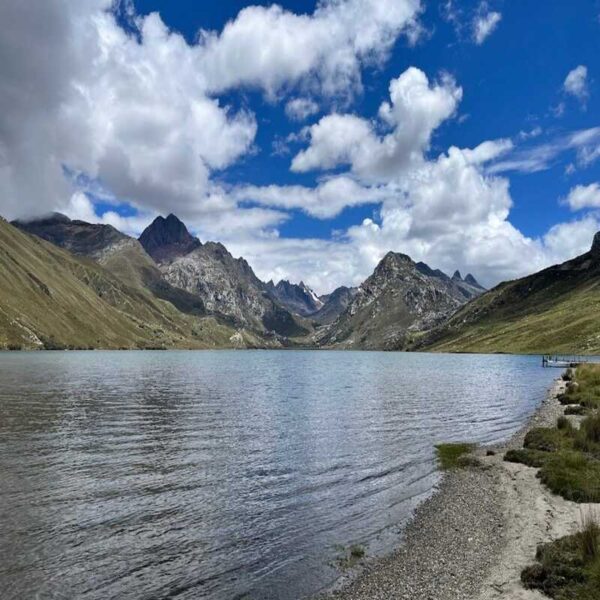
xmin=464 ymin=273 xmax=483 ymax=288
xmin=452 ymin=270 xmax=462 ymax=281
xmin=139 ymin=214 xmax=200 ymax=261
xmin=591 ymin=231 xmax=600 ymax=257
xmin=380 ymin=251 xmax=413 ymax=266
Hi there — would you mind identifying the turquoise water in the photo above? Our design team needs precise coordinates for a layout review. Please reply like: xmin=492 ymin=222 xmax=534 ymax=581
xmin=0 ymin=351 xmax=556 ymax=599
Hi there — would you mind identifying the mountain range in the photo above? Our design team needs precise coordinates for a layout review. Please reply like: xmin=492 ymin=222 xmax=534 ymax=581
xmin=5 ymin=210 xmax=599 ymax=353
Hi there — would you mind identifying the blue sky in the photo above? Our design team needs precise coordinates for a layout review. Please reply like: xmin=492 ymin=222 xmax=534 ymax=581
xmin=1 ymin=0 xmax=599 ymax=292
xmin=129 ymin=0 xmax=599 ymax=239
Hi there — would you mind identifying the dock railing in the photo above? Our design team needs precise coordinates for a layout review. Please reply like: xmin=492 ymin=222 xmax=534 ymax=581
xmin=541 ymin=355 xmax=592 ymax=368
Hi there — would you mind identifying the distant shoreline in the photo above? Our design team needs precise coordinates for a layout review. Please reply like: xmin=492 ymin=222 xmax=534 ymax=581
xmin=320 ymin=377 xmax=582 ymax=600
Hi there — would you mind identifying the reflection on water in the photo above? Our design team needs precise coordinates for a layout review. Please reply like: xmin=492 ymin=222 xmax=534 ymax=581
xmin=0 ymin=350 xmax=556 ymax=599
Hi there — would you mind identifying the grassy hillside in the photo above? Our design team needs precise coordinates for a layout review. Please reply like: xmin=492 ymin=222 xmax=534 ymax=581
xmin=420 ymin=242 xmax=600 ymax=354
xmin=0 ymin=218 xmax=251 ymax=350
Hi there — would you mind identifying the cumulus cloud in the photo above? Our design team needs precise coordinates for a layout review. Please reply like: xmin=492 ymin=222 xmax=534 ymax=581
xmin=473 ymin=3 xmax=502 ymax=44
xmin=0 ymin=0 xmax=257 ymax=222
xmin=0 ymin=0 xmax=422 ymax=224
xmin=291 ymin=67 xmax=462 ymax=180
xmin=564 ymin=65 xmax=589 ymax=104
xmin=197 ymin=0 xmax=423 ymax=98
xmin=1 ymin=1 xmax=596 ymax=296
xmin=563 ymin=183 xmax=600 ymax=211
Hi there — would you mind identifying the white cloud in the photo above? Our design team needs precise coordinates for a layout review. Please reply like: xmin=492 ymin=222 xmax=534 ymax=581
xmin=473 ymin=4 xmax=502 ymax=45
xmin=489 ymin=127 xmax=600 ymax=174
xmin=291 ymin=67 xmax=462 ymax=180
xmin=234 ymin=176 xmax=392 ymax=219
xmin=564 ymin=65 xmax=589 ymax=104
xmin=285 ymin=98 xmax=320 ymax=121
xmin=0 ymin=1 xmax=257 ymax=221
xmin=0 ymin=0 xmax=422 ymax=224
xmin=197 ymin=0 xmax=423 ymax=98
xmin=563 ymin=183 xmax=600 ymax=211
xmin=542 ymin=216 xmax=600 ymax=263
xmin=1 ymin=1 xmax=597 ymax=297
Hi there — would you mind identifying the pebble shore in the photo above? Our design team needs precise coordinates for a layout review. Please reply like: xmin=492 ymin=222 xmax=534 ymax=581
xmin=323 ymin=379 xmax=564 ymax=600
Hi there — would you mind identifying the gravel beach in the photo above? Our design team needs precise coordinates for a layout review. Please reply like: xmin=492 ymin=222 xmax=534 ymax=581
xmin=322 ymin=377 xmax=596 ymax=600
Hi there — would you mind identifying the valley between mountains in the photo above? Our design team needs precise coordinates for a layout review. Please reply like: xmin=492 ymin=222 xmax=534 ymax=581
xmin=2 ymin=212 xmax=600 ymax=354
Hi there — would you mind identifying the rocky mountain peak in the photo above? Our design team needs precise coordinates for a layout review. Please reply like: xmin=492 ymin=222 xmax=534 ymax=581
xmin=591 ymin=231 xmax=600 ymax=257
xmin=452 ymin=270 xmax=462 ymax=281
xmin=376 ymin=251 xmax=413 ymax=273
xmin=139 ymin=214 xmax=200 ymax=262
xmin=464 ymin=273 xmax=483 ymax=288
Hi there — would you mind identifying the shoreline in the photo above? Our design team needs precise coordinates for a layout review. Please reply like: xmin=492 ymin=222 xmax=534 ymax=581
xmin=321 ymin=376 xmax=593 ymax=600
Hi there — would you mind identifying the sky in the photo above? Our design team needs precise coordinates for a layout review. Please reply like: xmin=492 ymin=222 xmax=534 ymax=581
xmin=0 ymin=1 xmax=599 ymax=293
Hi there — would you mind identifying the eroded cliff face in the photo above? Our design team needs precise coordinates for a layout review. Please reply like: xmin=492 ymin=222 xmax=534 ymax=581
xmin=318 ymin=252 xmax=484 ymax=350
xmin=139 ymin=215 xmax=308 ymax=337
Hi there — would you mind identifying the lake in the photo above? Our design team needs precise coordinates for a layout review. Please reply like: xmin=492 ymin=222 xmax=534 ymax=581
xmin=0 ymin=351 xmax=557 ymax=599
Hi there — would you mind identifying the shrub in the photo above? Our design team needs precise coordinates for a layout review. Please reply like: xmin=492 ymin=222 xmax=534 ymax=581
xmin=524 ymin=427 xmax=573 ymax=453
xmin=521 ymin=514 xmax=600 ymax=599
xmin=557 ymin=416 xmax=572 ymax=431
xmin=504 ymin=448 xmax=548 ymax=468
xmin=538 ymin=452 xmax=600 ymax=503
xmin=558 ymin=393 xmax=573 ymax=405
xmin=582 ymin=414 xmax=600 ymax=445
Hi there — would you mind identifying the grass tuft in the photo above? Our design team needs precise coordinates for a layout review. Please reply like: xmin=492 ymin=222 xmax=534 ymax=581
xmin=435 ymin=443 xmax=477 ymax=470
xmin=580 ymin=510 xmax=600 ymax=561
xmin=522 ymin=511 xmax=600 ymax=599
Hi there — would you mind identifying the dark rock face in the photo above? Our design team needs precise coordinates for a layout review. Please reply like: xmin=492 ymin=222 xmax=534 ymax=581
xmin=267 ymin=280 xmax=324 ymax=316
xmin=591 ymin=232 xmax=600 ymax=257
xmin=13 ymin=213 xmax=127 ymax=259
xmin=139 ymin=214 xmax=200 ymax=262
xmin=140 ymin=216 xmax=307 ymax=338
xmin=317 ymin=253 xmax=484 ymax=350
xmin=312 ymin=286 xmax=358 ymax=325
xmin=464 ymin=273 xmax=484 ymax=289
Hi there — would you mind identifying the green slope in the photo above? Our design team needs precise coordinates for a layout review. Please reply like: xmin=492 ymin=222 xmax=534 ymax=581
xmin=419 ymin=236 xmax=600 ymax=354
xmin=0 ymin=218 xmax=245 ymax=350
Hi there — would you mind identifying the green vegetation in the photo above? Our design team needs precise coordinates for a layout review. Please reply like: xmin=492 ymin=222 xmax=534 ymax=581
xmin=521 ymin=511 xmax=600 ymax=599
xmin=435 ymin=442 xmax=477 ymax=470
xmin=334 ymin=544 xmax=367 ymax=569
xmin=0 ymin=218 xmax=244 ymax=350
xmin=505 ymin=366 xmax=600 ymax=503
xmin=420 ymin=243 xmax=600 ymax=354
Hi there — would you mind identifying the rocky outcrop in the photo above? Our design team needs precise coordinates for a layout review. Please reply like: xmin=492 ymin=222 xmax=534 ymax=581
xmin=139 ymin=215 xmax=308 ymax=337
xmin=266 ymin=280 xmax=324 ymax=316
xmin=317 ymin=252 xmax=484 ymax=350
xmin=138 ymin=214 xmax=200 ymax=262
xmin=13 ymin=213 xmax=128 ymax=259
xmin=312 ymin=286 xmax=358 ymax=325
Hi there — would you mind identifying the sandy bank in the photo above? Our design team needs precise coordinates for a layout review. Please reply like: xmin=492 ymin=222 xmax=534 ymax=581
xmin=323 ymin=378 xmax=600 ymax=600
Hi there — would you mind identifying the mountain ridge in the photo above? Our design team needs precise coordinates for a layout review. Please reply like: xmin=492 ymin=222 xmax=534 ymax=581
xmin=418 ymin=234 xmax=600 ymax=354
xmin=317 ymin=250 xmax=485 ymax=350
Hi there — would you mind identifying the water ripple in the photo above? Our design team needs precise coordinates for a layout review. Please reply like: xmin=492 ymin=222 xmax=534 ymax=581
xmin=0 ymin=350 xmax=556 ymax=599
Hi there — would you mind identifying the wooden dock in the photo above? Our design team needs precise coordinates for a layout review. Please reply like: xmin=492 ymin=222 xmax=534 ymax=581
xmin=541 ymin=355 xmax=592 ymax=368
